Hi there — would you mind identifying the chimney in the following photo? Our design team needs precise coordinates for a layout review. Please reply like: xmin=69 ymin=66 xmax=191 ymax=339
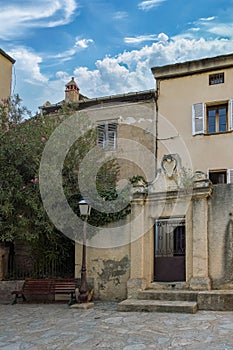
xmin=65 ymin=77 xmax=80 ymax=103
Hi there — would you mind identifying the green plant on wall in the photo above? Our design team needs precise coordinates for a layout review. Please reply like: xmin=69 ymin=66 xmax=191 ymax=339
xmin=129 ymin=175 xmax=146 ymax=185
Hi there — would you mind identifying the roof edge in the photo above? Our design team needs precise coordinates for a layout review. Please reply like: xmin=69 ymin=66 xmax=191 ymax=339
xmin=0 ymin=48 xmax=16 ymax=64
xmin=151 ymin=52 xmax=233 ymax=80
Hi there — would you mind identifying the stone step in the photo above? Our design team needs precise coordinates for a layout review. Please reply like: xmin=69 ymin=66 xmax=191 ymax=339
xmin=118 ymin=299 xmax=198 ymax=314
xmin=138 ymin=289 xmax=198 ymax=302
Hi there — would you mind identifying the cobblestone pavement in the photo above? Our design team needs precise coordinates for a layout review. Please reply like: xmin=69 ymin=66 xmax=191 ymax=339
xmin=1 ymin=302 xmax=233 ymax=350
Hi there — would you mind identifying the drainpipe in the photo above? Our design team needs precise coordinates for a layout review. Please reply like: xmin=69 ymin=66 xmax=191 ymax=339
xmin=153 ymin=89 xmax=159 ymax=179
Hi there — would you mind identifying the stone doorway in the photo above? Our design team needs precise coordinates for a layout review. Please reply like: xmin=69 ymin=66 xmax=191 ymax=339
xmin=154 ymin=218 xmax=186 ymax=282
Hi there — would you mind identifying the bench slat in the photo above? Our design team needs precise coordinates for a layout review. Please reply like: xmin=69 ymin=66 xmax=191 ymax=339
xmin=12 ymin=278 xmax=78 ymax=305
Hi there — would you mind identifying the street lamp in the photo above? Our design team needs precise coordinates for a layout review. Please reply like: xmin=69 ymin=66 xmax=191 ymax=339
xmin=78 ymin=199 xmax=91 ymax=303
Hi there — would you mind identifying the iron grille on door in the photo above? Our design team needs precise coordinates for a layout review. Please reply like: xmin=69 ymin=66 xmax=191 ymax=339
xmin=155 ymin=218 xmax=185 ymax=257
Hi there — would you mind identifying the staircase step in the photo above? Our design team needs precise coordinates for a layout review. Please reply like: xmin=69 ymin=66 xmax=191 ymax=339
xmin=118 ymin=299 xmax=198 ymax=314
xmin=138 ymin=289 xmax=198 ymax=302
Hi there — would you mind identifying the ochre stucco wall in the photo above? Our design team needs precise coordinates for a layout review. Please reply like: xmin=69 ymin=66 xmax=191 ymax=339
xmin=0 ymin=54 xmax=13 ymax=100
xmin=157 ymin=67 xmax=233 ymax=173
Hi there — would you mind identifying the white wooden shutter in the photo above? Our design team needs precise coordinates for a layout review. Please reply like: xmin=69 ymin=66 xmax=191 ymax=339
xmin=227 ymin=169 xmax=233 ymax=183
xmin=192 ymin=103 xmax=204 ymax=135
xmin=229 ymin=99 xmax=233 ymax=131
xmin=97 ymin=124 xmax=105 ymax=148
xmin=97 ymin=121 xmax=117 ymax=149
xmin=107 ymin=122 xmax=117 ymax=149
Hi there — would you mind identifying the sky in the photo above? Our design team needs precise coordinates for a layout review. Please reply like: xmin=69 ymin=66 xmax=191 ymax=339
xmin=1 ymin=0 xmax=233 ymax=114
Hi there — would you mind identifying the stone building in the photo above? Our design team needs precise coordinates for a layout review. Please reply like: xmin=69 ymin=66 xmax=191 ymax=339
xmin=117 ymin=53 xmax=233 ymax=312
xmin=38 ymin=55 xmax=233 ymax=311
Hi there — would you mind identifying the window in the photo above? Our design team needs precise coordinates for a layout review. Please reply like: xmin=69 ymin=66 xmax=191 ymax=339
xmin=209 ymin=72 xmax=224 ymax=85
xmin=97 ymin=121 xmax=117 ymax=150
xmin=207 ymin=104 xmax=227 ymax=133
xmin=192 ymin=99 xmax=233 ymax=135
xmin=209 ymin=170 xmax=227 ymax=184
xmin=208 ymin=169 xmax=233 ymax=184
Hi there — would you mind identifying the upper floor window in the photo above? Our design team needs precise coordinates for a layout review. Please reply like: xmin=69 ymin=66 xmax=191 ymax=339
xmin=209 ymin=170 xmax=227 ymax=184
xmin=192 ymin=99 xmax=233 ymax=135
xmin=209 ymin=72 xmax=224 ymax=85
xmin=97 ymin=121 xmax=117 ymax=150
xmin=207 ymin=104 xmax=227 ymax=133
xmin=208 ymin=169 xmax=233 ymax=184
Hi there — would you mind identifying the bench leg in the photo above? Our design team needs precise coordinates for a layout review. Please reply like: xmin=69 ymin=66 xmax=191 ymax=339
xmin=12 ymin=293 xmax=26 ymax=305
xmin=12 ymin=294 xmax=18 ymax=305
xmin=68 ymin=292 xmax=76 ymax=306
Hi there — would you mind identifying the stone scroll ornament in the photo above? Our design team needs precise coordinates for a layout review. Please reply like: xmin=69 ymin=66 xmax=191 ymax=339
xmin=161 ymin=154 xmax=177 ymax=178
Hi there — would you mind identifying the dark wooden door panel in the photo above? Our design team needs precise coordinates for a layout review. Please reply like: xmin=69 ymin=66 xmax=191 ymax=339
xmin=154 ymin=256 xmax=185 ymax=282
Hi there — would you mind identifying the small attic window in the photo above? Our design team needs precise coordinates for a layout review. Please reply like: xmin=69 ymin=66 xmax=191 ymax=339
xmin=209 ymin=72 xmax=224 ymax=85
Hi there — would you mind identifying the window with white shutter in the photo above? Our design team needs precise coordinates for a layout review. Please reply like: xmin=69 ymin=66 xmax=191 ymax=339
xmin=193 ymin=100 xmax=233 ymax=135
xmin=192 ymin=103 xmax=204 ymax=135
xmin=97 ymin=121 xmax=117 ymax=150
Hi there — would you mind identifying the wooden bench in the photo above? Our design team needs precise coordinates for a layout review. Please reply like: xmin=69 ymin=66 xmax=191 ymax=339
xmin=11 ymin=278 xmax=54 ymax=304
xmin=11 ymin=278 xmax=78 ymax=305
xmin=53 ymin=278 xmax=77 ymax=306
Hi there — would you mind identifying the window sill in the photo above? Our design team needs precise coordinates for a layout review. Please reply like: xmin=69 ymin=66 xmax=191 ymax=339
xmin=194 ymin=130 xmax=233 ymax=136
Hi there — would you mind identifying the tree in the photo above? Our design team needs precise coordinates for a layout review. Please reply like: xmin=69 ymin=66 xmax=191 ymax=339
xmin=0 ymin=96 xmax=130 ymax=277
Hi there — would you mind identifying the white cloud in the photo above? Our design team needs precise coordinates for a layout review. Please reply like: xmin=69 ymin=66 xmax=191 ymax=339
xmin=9 ymin=47 xmax=47 ymax=84
xmin=8 ymin=32 xmax=233 ymax=114
xmin=157 ymin=33 xmax=169 ymax=43
xmin=125 ymin=33 xmax=168 ymax=45
xmin=191 ymin=15 xmax=233 ymax=39
xmin=208 ymin=24 xmax=233 ymax=38
xmin=125 ymin=34 xmax=158 ymax=44
xmin=75 ymin=38 xmax=94 ymax=49
xmin=113 ymin=11 xmax=128 ymax=20
xmin=199 ymin=16 xmax=216 ymax=21
xmin=0 ymin=0 xmax=78 ymax=39
xmin=46 ymin=37 xmax=94 ymax=64
xmin=190 ymin=27 xmax=200 ymax=32
xmin=138 ymin=0 xmax=166 ymax=11
xmin=71 ymin=34 xmax=233 ymax=100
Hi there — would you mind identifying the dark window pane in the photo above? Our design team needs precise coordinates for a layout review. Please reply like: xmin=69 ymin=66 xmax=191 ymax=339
xmin=208 ymin=115 xmax=216 ymax=133
xmin=219 ymin=114 xmax=227 ymax=132
xmin=209 ymin=171 xmax=227 ymax=184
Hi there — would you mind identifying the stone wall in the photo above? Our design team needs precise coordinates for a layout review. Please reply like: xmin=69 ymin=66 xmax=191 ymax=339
xmin=74 ymin=182 xmax=233 ymax=301
xmin=208 ymin=184 xmax=233 ymax=288
xmin=0 ymin=280 xmax=24 ymax=304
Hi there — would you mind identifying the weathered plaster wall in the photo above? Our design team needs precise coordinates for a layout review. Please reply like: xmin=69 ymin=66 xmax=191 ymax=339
xmin=208 ymin=184 xmax=233 ymax=288
xmin=75 ymin=243 xmax=130 ymax=300
xmin=78 ymin=99 xmax=156 ymax=182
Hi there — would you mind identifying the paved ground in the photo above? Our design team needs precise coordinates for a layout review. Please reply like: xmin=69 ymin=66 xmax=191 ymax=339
xmin=1 ymin=302 xmax=233 ymax=349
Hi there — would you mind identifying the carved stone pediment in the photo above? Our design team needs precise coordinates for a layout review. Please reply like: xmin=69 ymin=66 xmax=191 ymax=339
xmin=161 ymin=154 xmax=177 ymax=179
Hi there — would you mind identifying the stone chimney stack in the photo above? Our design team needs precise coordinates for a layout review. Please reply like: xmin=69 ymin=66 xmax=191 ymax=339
xmin=65 ymin=77 xmax=79 ymax=103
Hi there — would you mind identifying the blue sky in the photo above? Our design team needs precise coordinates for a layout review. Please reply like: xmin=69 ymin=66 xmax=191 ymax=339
xmin=1 ymin=0 xmax=233 ymax=114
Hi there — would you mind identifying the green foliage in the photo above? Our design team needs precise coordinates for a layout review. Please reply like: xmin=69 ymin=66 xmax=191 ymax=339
xmin=0 ymin=97 xmax=131 ymax=247
xmin=129 ymin=175 xmax=146 ymax=185
xmin=0 ymin=105 xmax=57 ymax=243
